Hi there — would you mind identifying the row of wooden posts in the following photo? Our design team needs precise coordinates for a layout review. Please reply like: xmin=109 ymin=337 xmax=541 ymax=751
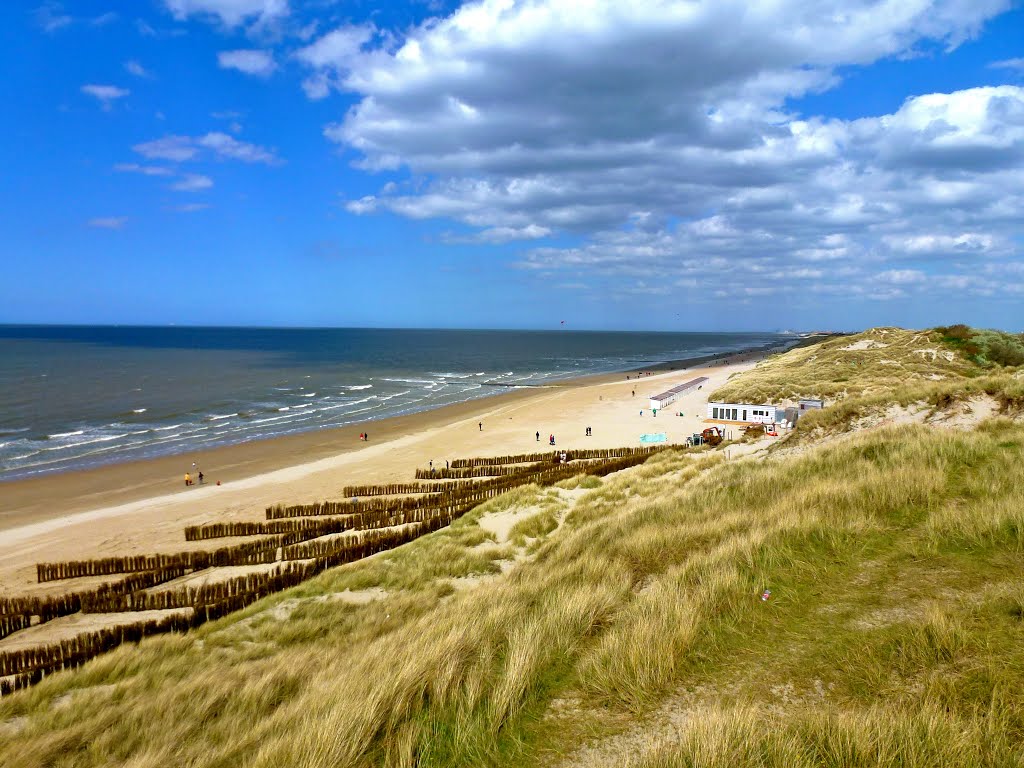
xmin=449 ymin=446 xmax=661 ymax=469
xmin=340 ymin=481 xmax=463 ymax=498
xmin=414 ymin=462 xmax=549 ymax=479
xmin=35 ymin=539 xmax=283 ymax=583
xmin=1 ymin=565 xmax=194 ymax=639
xmin=4 ymin=445 xmax=667 ymax=694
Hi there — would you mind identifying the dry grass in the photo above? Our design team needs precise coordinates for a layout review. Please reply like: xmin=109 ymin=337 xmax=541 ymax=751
xmin=712 ymin=326 xmax=978 ymax=404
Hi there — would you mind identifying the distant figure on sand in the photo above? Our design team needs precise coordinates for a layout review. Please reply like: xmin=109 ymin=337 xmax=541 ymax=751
xmin=198 ymin=471 xmax=204 ymax=484
xmin=184 ymin=472 xmax=191 ymax=487
xmin=479 ymin=422 xmax=483 ymax=431
xmin=536 ymin=431 xmax=540 ymax=441
xmin=549 ymin=434 xmax=555 ymax=445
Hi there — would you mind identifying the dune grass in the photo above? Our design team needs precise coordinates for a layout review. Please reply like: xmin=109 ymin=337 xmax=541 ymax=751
xmin=712 ymin=326 xmax=979 ymax=404
xmin=2 ymin=410 xmax=1024 ymax=765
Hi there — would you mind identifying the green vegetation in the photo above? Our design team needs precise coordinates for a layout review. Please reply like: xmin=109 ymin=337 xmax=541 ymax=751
xmin=2 ymin=328 xmax=1023 ymax=767
xmin=937 ymin=324 xmax=1024 ymax=368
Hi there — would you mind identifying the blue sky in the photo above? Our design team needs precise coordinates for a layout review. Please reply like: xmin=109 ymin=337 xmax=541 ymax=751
xmin=1 ymin=1 xmax=1023 ymax=332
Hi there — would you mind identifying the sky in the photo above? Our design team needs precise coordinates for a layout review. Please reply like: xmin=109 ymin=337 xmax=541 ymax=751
xmin=1 ymin=0 xmax=1023 ymax=332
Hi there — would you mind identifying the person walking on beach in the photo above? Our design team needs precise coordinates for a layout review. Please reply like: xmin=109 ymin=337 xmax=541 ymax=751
xmin=536 ymin=431 xmax=540 ymax=441
xmin=479 ymin=421 xmax=483 ymax=431
xmin=184 ymin=472 xmax=191 ymax=487
xmin=198 ymin=470 xmax=204 ymax=484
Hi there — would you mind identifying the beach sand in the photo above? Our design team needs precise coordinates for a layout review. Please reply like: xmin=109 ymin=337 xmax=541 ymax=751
xmin=0 ymin=350 xmax=766 ymax=599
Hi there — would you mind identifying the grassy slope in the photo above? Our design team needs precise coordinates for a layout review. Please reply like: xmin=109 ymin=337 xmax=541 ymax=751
xmin=711 ymin=327 xmax=976 ymax=404
xmin=2 ymin=331 xmax=1024 ymax=767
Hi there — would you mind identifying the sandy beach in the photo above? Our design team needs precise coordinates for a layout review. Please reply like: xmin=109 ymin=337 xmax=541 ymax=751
xmin=0 ymin=350 xmax=766 ymax=599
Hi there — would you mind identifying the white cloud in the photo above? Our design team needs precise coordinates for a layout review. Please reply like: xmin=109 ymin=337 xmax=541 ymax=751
xmin=302 ymin=0 xmax=1021 ymax=303
xmin=124 ymin=60 xmax=152 ymax=78
xmin=218 ymin=49 xmax=276 ymax=77
xmin=132 ymin=132 xmax=278 ymax=164
xmin=877 ymin=269 xmax=926 ymax=285
xmin=34 ymin=3 xmax=72 ymax=32
xmin=162 ymin=0 xmax=287 ymax=28
xmin=169 ymin=202 xmax=211 ymax=212
xmin=197 ymin=131 xmax=278 ymax=163
xmin=81 ymin=84 xmax=129 ymax=109
xmin=884 ymin=233 xmax=998 ymax=256
xmin=295 ymin=25 xmax=375 ymax=98
xmin=171 ymin=173 xmax=214 ymax=191
xmin=991 ymin=58 xmax=1024 ymax=71
xmin=88 ymin=216 xmax=127 ymax=229
xmin=133 ymin=136 xmax=198 ymax=162
xmin=91 ymin=12 xmax=118 ymax=26
xmin=114 ymin=163 xmax=174 ymax=176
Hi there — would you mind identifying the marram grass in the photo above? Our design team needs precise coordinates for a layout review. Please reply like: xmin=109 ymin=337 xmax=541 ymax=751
xmin=2 ymin=398 xmax=1024 ymax=765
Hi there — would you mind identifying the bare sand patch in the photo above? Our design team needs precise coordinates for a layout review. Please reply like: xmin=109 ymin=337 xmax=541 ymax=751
xmin=842 ymin=339 xmax=889 ymax=351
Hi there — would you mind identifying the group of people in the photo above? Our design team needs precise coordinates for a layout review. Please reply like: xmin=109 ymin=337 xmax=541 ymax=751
xmin=184 ymin=469 xmax=203 ymax=486
xmin=535 ymin=426 xmax=593 ymax=444
xmin=359 ymin=432 xmax=369 ymax=441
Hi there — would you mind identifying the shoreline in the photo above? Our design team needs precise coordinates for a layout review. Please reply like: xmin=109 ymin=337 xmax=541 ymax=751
xmin=0 ymin=347 xmax=772 ymax=596
xmin=0 ymin=344 xmax=779 ymax=530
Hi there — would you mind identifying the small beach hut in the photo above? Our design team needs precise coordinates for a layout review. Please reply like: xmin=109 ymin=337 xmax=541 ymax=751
xmin=648 ymin=376 xmax=708 ymax=411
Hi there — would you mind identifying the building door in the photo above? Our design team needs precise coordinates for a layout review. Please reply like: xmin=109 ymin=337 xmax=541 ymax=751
xmin=743 ymin=409 xmax=747 ymax=421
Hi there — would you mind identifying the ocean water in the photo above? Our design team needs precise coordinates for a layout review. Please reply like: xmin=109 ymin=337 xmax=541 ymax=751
xmin=0 ymin=326 xmax=785 ymax=480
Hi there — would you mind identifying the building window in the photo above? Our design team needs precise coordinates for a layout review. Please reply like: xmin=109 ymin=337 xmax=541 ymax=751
xmin=713 ymin=407 xmax=719 ymax=418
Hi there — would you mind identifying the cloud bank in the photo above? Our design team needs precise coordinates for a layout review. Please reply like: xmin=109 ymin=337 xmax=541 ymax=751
xmin=296 ymin=0 xmax=1022 ymax=304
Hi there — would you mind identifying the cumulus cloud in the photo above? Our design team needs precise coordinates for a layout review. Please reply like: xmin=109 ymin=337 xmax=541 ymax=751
xmin=132 ymin=132 xmax=279 ymax=164
xmin=296 ymin=24 xmax=375 ymax=100
xmin=81 ymin=84 xmax=129 ymax=109
xmin=88 ymin=216 xmax=127 ymax=229
xmin=162 ymin=0 xmax=287 ymax=28
xmin=218 ymin=49 xmax=276 ymax=77
xmin=298 ymin=0 xmax=1021 ymax=303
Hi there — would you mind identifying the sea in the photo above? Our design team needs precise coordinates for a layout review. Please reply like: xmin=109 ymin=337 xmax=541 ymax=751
xmin=0 ymin=326 xmax=787 ymax=480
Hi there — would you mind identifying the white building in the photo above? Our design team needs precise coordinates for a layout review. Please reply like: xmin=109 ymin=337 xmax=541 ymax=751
xmin=648 ymin=376 xmax=709 ymax=411
xmin=706 ymin=401 xmax=777 ymax=424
